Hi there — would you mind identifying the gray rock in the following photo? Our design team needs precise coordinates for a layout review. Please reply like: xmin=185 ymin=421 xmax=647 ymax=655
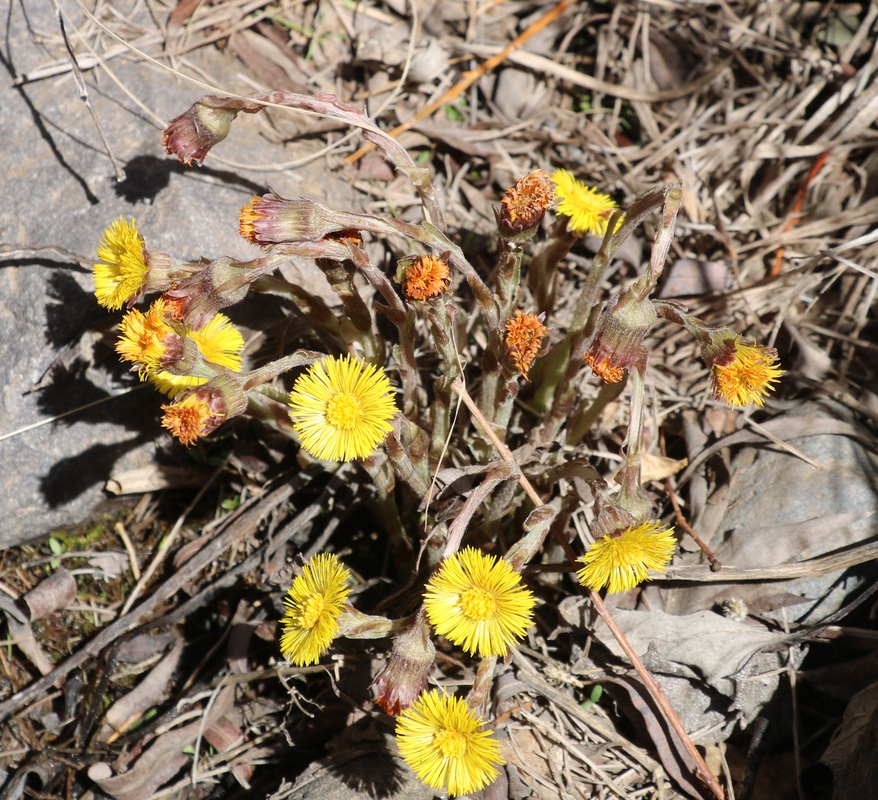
xmin=665 ymin=399 xmax=878 ymax=624
xmin=0 ymin=1 xmax=362 ymax=547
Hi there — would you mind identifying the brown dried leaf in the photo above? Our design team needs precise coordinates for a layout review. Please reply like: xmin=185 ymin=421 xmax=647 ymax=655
xmin=22 ymin=568 xmax=76 ymax=620
xmin=98 ymin=640 xmax=183 ymax=742
xmin=88 ymin=685 xmax=235 ymax=800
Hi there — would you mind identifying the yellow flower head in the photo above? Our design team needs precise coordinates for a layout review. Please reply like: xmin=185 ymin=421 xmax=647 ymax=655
xmin=710 ymin=338 xmax=784 ymax=408
xmin=577 ymin=521 xmax=676 ymax=594
xmin=404 ymin=255 xmax=451 ymax=301
xmin=396 ymin=689 xmax=504 ymax=797
xmin=151 ymin=313 xmax=244 ymax=397
xmin=287 ymin=354 xmax=398 ymax=462
xmin=116 ymin=298 xmax=176 ymax=379
xmin=505 ymin=310 xmax=548 ymax=381
xmin=280 ymin=553 xmax=351 ymax=666
xmin=160 ymin=391 xmax=224 ymax=447
xmin=94 ymin=218 xmax=149 ymax=310
xmin=424 ymin=547 xmax=535 ymax=657
xmin=552 ymin=169 xmax=618 ymax=237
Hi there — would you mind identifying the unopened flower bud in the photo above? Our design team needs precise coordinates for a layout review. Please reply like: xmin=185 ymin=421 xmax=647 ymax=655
xmin=239 ymin=193 xmax=391 ymax=247
xmin=164 ymin=256 xmax=278 ymax=329
xmin=162 ymin=99 xmax=241 ymax=166
xmin=372 ymin=611 xmax=435 ymax=716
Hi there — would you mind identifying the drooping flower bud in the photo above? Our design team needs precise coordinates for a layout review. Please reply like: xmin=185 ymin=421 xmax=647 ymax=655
xmin=160 ymin=374 xmax=249 ymax=447
xmin=239 ymin=192 xmax=399 ymax=247
xmin=683 ymin=320 xmax=784 ymax=408
xmin=372 ymin=611 xmax=435 ymax=716
xmin=163 ymin=256 xmax=281 ymax=330
xmin=584 ymin=294 xmax=657 ymax=382
xmin=162 ymin=99 xmax=242 ymax=166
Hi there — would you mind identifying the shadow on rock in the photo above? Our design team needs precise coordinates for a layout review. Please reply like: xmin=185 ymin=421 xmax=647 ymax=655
xmin=115 ymin=154 xmax=267 ymax=204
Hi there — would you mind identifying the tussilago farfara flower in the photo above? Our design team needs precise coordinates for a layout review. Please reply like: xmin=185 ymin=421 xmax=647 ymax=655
xmin=94 ymin=218 xmax=149 ymax=310
xmin=424 ymin=547 xmax=535 ymax=657
xmin=498 ymin=169 xmax=556 ymax=242
xmin=552 ymin=168 xmax=619 ymax=237
xmin=577 ymin=521 xmax=676 ymax=594
xmin=504 ymin=310 xmax=548 ymax=381
xmin=163 ymin=99 xmax=239 ymax=166
xmin=396 ymin=690 xmax=504 ymax=797
xmin=160 ymin=375 xmax=248 ymax=447
xmin=280 ymin=553 xmax=351 ymax=666
xmin=151 ymin=313 xmax=244 ymax=396
xmin=115 ymin=298 xmax=177 ymax=379
xmin=160 ymin=390 xmax=221 ymax=446
xmin=709 ymin=337 xmax=784 ymax=408
xmin=678 ymin=318 xmax=784 ymax=408
xmin=403 ymin=255 xmax=451 ymax=301
xmin=287 ymin=354 xmax=398 ymax=462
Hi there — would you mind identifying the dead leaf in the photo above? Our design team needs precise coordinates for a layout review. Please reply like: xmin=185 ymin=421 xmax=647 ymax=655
xmin=98 ymin=640 xmax=183 ymax=742
xmin=642 ymin=452 xmax=688 ymax=483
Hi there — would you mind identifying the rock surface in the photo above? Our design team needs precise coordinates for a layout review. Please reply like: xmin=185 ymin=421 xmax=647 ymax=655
xmin=0 ymin=0 xmax=359 ymax=547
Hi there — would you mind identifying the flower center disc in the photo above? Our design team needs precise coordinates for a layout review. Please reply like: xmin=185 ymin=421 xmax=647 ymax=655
xmin=434 ymin=728 xmax=467 ymax=759
xmin=299 ymin=593 xmax=326 ymax=630
xmin=325 ymin=393 xmax=363 ymax=430
xmin=460 ymin=587 xmax=497 ymax=620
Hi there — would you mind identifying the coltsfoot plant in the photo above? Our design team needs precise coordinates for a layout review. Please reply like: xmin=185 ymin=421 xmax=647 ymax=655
xmin=93 ymin=90 xmax=781 ymax=798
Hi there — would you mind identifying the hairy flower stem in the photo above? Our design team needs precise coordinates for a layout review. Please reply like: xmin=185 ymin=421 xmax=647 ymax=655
xmin=343 ymin=242 xmax=420 ymax=417
xmin=467 ymin=655 xmax=498 ymax=716
xmin=450 ymin=376 xmax=725 ymax=800
xmin=530 ymin=220 xmax=616 ymax=424
xmin=528 ymin=223 xmax=579 ymax=313
xmin=614 ymin=369 xmax=653 ymax=520
xmin=241 ymin=350 xmax=323 ymax=389
xmin=495 ymin=239 xmax=523 ymax=321
xmin=315 ymin=258 xmax=381 ymax=361
xmin=250 ymin=274 xmax=344 ymax=341
xmin=426 ymin=302 xmax=461 ymax=456
xmin=362 ymin=454 xmax=411 ymax=551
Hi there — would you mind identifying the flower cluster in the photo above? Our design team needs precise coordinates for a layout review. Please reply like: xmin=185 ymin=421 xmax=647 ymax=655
xmin=84 ymin=89 xmax=788 ymax=800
